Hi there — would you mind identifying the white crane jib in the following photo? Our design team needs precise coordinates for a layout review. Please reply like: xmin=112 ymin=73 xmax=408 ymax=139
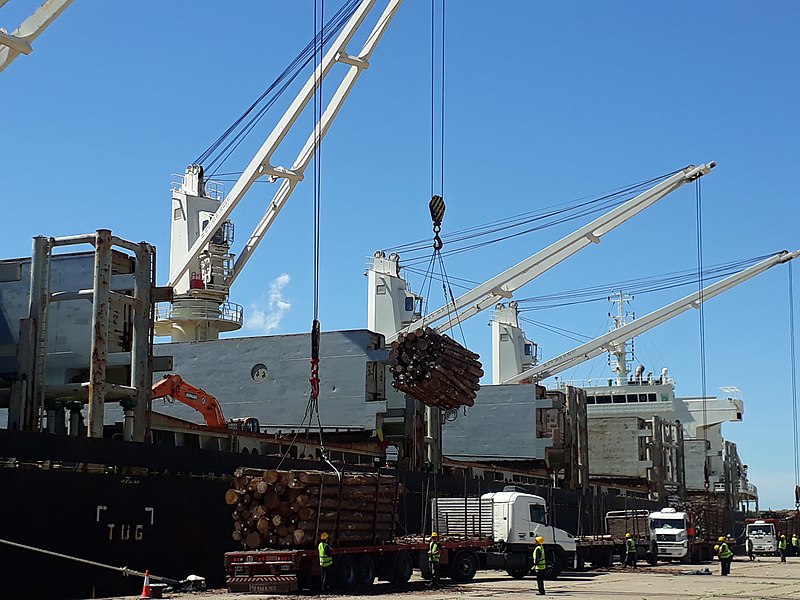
xmin=503 ymin=249 xmax=800 ymax=384
xmin=167 ymin=0 xmax=402 ymax=291
xmin=386 ymin=162 xmax=716 ymax=343
xmin=0 ymin=0 xmax=72 ymax=73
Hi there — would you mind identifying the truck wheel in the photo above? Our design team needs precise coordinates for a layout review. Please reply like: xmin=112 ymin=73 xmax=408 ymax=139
xmin=545 ymin=551 xmax=563 ymax=580
xmin=647 ymin=554 xmax=657 ymax=566
xmin=356 ymin=555 xmax=376 ymax=586
xmin=450 ymin=551 xmax=478 ymax=582
xmin=391 ymin=551 xmax=413 ymax=584
xmin=336 ymin=555 xmax=358 ymax=589
xmin=506 ymin=568 xmax=529 ymax=579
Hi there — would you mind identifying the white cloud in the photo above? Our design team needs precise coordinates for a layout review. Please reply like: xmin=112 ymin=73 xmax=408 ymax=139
xmin=245 ymin=273 xmax=292 ymax=334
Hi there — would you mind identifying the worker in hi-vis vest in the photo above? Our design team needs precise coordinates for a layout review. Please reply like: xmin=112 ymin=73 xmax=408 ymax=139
xmin=427 ymin=532 xmax=441 ymax=587
xmin=715 ymin=536 xmax=733 ymax=576
xmin=533 ymin=535 xmax=547 ymax=596
xmin=623 ymin=533 xmax=637 ymax=568
xmin=318 ymin=532 xmax=333 ymax=589
xmin=779 ymin=534 xmax=788 ymax=562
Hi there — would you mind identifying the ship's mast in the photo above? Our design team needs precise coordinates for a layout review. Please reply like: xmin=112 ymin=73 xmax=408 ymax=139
xmin=608 ymin=291 xmax=634 ymax=385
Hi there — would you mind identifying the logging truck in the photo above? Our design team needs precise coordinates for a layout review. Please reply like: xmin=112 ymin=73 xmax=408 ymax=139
xmin=224 ymin=477 xmax=576 ymax=593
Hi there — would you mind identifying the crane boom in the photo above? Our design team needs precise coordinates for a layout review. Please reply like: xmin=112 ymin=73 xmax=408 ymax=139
xmin=502 ymin=249 xmax=800 ymax=384
xmin=387 ymin=162 xmax=716 ymax=343
xmin=0 ymin=0 xmax=72 ymax=73
xmin=167 ymin=0 xmax=402 ymax=289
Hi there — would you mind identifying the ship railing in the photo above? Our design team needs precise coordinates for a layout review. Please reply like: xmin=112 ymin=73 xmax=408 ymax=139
xmin=171 ymin=173 xmax=225 ymax=201
xmin=155 ymin=301 xmax=244 ymax=326
xmin=544 ymin=376 xmax=676 ymax=389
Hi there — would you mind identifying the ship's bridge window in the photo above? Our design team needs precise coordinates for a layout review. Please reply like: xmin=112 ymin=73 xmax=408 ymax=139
xmin=627 ymin=394 xmax=639 ymax=403
xmin=648 ymin=393 xmax=657 ymax=402
xmin=586 ymin=396 xmax=596 ymax=405
xmin=405 ymin=296 xmax=414 ymax=311
xmin=612 ymin=394 xmax=626 ymax=404
xmin=639 ymin=394 xmax=649 ymax=403
xmin=524 ymin=343 xmax=533 ymax=356
xmin=596 ymin=395 xmax=612 ymax=404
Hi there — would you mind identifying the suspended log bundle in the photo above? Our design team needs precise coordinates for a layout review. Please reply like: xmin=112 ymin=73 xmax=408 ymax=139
xmin=389 ymin=328 xmax=482 ymax=409
xmin=227 ymin=468 xmax=400 ymax=550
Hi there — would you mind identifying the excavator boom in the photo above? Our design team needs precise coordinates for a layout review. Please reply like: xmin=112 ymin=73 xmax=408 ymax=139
xmin=151 ymin=374 xmax=227 ymax=428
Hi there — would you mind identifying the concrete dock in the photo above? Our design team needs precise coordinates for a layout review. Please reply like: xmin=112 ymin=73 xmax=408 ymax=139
xmin=112 ymin=556 xmax=800 ymax=600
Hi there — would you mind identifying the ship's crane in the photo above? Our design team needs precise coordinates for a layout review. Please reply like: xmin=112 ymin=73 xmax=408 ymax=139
xmin=161 ymin=0 xmax=403 ymax=343
xmin=0 ymin=0 xmax=72 ymax=73
xmin=501 ymin=249 xmax=800 ymax=384
xmin=374 ymin=162 xmax=717 ymax=343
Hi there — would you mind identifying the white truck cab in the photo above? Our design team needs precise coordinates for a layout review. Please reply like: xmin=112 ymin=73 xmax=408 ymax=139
xmin=746 ymin=520 xmax=777 ymax=555
xmin=481 ymin=491 xmax=576 ymax=553
xmin=648 ymin=507 xmax=690 ymax=560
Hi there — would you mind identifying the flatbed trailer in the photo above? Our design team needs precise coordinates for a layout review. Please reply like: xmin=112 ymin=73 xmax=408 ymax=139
xmin=574 ymin=535 xmax=656 ymax=568
xmin=225 ymin=538 xmax=495 ymax=593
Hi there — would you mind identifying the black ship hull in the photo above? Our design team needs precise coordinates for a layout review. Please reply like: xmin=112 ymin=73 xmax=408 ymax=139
xmin=0 ymin=429 xmax=744 ymax=599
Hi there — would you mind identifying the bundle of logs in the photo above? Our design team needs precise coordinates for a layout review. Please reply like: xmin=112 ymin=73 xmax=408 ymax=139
xmin=226 ymin=468 xmax=400 ymax=550
xmin=389 ymin=328 xmax=482 ymax=409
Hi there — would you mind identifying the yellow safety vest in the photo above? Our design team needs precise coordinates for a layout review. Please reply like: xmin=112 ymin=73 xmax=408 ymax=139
xmin=626 ymin=538 xmax=636 ymax=553
xmin=718 ymin=542 xmax=733 ymax=559
xmin=318 ymin=542 xmax=332 ymax=567
xmin=779 ymin=539 xmax=788 ymax=550
xmin=793 ymin=536 xmax=799 ymax=547
xmin=533 ymin=545 xmax=547 ymax=571
xmin=428 ymin=541 xmax=441 ymax=563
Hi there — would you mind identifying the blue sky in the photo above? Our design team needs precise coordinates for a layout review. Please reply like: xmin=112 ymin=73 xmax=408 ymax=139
xmin=2 ymin=1 xmax=799 ymax=508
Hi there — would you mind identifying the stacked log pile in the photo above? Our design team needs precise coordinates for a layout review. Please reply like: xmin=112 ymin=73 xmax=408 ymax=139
xmin=226 ymin=468 xmax=400 ymax=550
xmin=389 ymin=328 xmax=482 ymax=409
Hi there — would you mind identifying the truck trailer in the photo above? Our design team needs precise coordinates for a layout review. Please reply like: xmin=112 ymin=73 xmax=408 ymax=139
xmin=225 ymin=485 xmax=576 ymax=592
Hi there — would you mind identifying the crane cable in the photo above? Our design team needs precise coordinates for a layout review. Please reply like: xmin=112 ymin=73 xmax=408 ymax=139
xmin=192 ymin=0 xmax=361 ymax=175
xmin=695 ymin=178 xmax=711 ymax=498
xmin=308 ymin=0 xmax=325 ymax=451
xmin=417 ymin=0 xmax=466 ymax=346
xmin=788 ymin=262 xmax=800 ymax=508
xmin=278 ymin=0 xmax=326 ymax=470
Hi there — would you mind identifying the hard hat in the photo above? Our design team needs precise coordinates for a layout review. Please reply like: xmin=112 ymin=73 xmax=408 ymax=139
xmin=320 ymin=532 xmax=329 ymax=540
xmin=718 ymin=536 xmax=726 ymax=542
xmin=714 ymin=545 xmax=720 ymax=552
xmin=431 ymin=532 xmax=438 ymax=537
xmin=536 ymin=536 xmax=545 ymax=544
xmin=625 ymin=533 xmax=632 ymax=538
xmin=782 ymin=534 xmax=786 ymax=538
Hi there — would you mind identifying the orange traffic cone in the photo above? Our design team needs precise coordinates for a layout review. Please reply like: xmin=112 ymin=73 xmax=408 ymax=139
xmin=139 ymin=570 xmax=151 ymax=599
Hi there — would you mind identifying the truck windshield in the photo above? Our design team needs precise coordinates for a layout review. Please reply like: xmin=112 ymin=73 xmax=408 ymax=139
xmin=650 ymin=518 xmax=685 ymax=530
xmin=747 ymin=525 xmax=773 ymax=535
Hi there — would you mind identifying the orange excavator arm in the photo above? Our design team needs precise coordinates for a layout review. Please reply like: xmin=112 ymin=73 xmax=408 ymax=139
xmin=151 ymin=374 xmax=227 ymax=428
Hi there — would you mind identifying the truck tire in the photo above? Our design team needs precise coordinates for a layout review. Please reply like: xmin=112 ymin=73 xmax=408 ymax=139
xmin=356 ymin=555 xmax=376 ymax=586
xmin=336 ymin=555 xmax=358 ymax=589
xmin=576 ymin=553 xmax=586 ymax=571
xmin=647 ymin=553 xmax=658 ymax=566
xmin=545 ymin=550 xmax=563 ymax=580
xmin=450 ymin=551 xmax=478 ymax=582
xmin=390 ymin=551 xmax=414 ymax=584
